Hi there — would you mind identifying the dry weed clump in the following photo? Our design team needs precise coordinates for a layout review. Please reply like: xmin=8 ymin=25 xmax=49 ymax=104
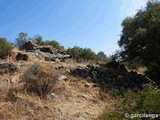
xmin=21 ymin=63 xmax=60 ymax=98
xmin=6 ymin=88 xmax=19 ymax=102
xmin=0 ymin=93 xmax=56 ymax=120
xmin=0 ymin=80 xmax=9 ymax=95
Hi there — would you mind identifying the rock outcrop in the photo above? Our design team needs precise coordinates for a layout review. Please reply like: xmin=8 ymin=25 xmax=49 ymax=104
xmin=22 ymin=40 xmax=38 ymax=50
xmin=22 ymin=40 xmax=70 ymax=62
xmin=71 ymin=61 xmax=155 ymax=92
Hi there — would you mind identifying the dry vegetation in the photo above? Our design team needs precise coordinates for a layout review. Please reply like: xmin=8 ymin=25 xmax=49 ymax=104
xmin=126 ymin=66 xmax=147 ymax=75
xmin=22 ymin=63 xmax=60 ymax=99
xmin=0 ymin=49 xmax=114 ymax=120
xmin=1 ymin=48 xmax=159 ymax=120
xmin=52 ymin=77 xmax=114 ymax=120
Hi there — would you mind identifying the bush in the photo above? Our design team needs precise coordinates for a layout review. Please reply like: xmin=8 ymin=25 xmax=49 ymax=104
xmin=0 ymin=38 xmax=13 ymax=58
xmin=67 ymin=46 xmax=108 ymax=62
xmin=79 ymin=48 xmax=96 ymax=60
xmin=34 ymin=35 xmax=43 ymax=45
xmin=145 ymin=64 xmax=160 ymax=87
xmin=66 ymin=47 xmax=79 ymax=60
xmin=22 ymin=63 xmax=60 ymax=98
xmin=41 ymin=40 xmax=64 ymax=50
xmin=102 ymin=83 xmax=160 ymax=120
xmin=6 ymin=88 xmax=19 ymax=102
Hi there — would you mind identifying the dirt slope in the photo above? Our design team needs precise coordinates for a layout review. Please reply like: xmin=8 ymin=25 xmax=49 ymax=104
xmin=0 ymin=50 xmax=113 ymax=120
xmin=52 ymin=77 xmax=113 ymax=120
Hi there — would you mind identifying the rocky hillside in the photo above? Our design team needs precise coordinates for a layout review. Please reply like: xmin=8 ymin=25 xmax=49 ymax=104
xmin=0 ymin=42 xmax=156 ymax=120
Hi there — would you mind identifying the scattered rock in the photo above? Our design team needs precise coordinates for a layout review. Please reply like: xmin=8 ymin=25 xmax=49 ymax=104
xmin=92 ymin=85 xmax=98 ymax=88
xmin=48 ymin=93 xmax=56 ymax=99
xmin=15 ymin=63 xmax=21 ymax=69
xmin=84 ymin=84 xmax=89 ymax=88
xmin=105 ymin=60 xmax=119 ymax=69
xmin=79 ymin=113 xmax=87 ymax=118
xmin=96 ymin=61 xmax=100 ymax=65
xmin=61 ymin=94 xmax=65 ymax=98
xmin=10 ymin=75 xmax=20 ymax=83
xmin=58 ymin=75 xmax=67 ymax=81
xmin=65 ymin=69 xmax=71 ymax=74
xmin=55 ymin=66 xmax=64 ymax=70
xmin=87 ymin=64 xmax=95 ymax=69
xmin=51 ymin=62 xmax=56 ymax=64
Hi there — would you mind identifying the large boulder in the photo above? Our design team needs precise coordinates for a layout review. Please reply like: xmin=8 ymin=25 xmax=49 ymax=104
xmin=16 ymin=53 xmax=28 ymax=61
xmin=58 ymin=75 xmax=67 ymax=81
xmin=39 ymin=46 xmax=55 ymax=54
xmin=29 ymin=50 xmax=51 ymax=61
xmin=22 ymin=40 xmax=38 ymax=50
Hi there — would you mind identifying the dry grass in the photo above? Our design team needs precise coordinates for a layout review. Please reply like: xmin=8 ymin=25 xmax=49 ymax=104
xmin=60 ymin=59 xmax=90 ymax=70
xmin=0 ymin=74 xmax=114 ymax=120
xmin=0 ymin=79 xmax=55 ymax=119
xmin=136 ymin=67 xmax=147 ymax=74
xmin=0 ymin=93 xmax=55 ymax=120
xmin=52 ymin=76 xmax=114 ymax=120
xmin=8 ymin=48 xmax=25 ymax=62
xmin=127 ymin=66 xmax=147 ymax=75
xmin=0 ymin=53 xmax=114 ymax=120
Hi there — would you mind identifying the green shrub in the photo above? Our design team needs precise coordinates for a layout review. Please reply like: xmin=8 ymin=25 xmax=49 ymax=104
xmin=67 ymin=47 xmax=79 ymax=60
xmin=21 ymin=63 xmax=60 ymax=99
xmin=102 ymin=83 xmax=160 ymax=120
xmin=0 ymin=37 xmax=13 ymax=58
xmin=41 ymin=40 xmax=64 ymax=50
xmin=145 ymin=64 xmax=160 ymax=87
xmin=67 ymin=46 xmax=108 ymax=62
xmin=34 ymin=34 xmax=43 ymax=45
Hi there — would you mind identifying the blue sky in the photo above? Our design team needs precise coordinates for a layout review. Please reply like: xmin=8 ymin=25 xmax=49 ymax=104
xmin=0 ymin=0 xmax=148 ymax=56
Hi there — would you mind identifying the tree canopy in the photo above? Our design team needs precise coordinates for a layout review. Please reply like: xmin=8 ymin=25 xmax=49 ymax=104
xmin=97 ymin=51 xmax=106 ymax=59
xmin=0 ymin=37 xmax=13 ymax=58
xmin=118 ymin=1 xmax=160 ymax=85
xmin=16 ymin=32 xmax=28 ymax=49
xmin=67 ymin=46 xmax=108 ymax=61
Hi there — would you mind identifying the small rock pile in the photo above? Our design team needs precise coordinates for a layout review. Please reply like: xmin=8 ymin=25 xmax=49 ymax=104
xmin=0 ymin=62 xmax=18 ymax=74
xmin=71 ymin=61 xmax=154 ymax=92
